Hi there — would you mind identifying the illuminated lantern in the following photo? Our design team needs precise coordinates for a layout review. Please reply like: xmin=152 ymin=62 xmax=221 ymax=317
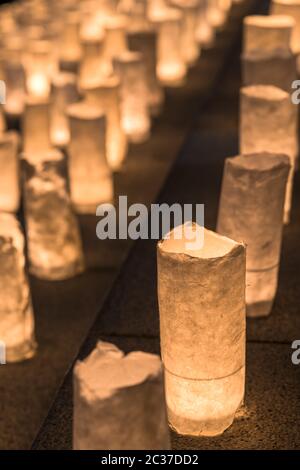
xmin=59 ymin=10 xmax=82 ymax=72
xmin=0 ymin=131 xmax=20 ymax=212
xmin=79 ymin=35 xmax=104 ymax=89
xmin=2 ymin=37 xmax=26 ymax=116
xmin=152 ymin=8 xmax=187 ymax=87
xmin=272 ymin=0 xmax=300 ymax=65
xmin=67 ymin=102 xmax=113 ymax=213
xmin=102 ymin=15 xmax=128 ymax=76
xmin=85 ymin=76 xmax=128 ymax=171
xmin=22 ymin=96 xmax=51 ymax=159
xmin=243 ymin=15 xmax=294 ymax=53
xmin=217 ymin=153 xmax=290 ymax=317
xmin=195 ymin=0 xmax=215 ymax=49
xmin=172 ymin=0 xmax=200 ymax=66
xmin=50 ymin=72 xmax=80 ymax=148
xmin=207 ymin=0 xmax=227 ymax=28
xmin=0 ymin=213 xmax=36 ymax=362
xmin=22 ymin=150 xmax=85 ymax=280
xmin=240 ymin=85 xmax=298 ymax=224
xmin=114 ymin=51 xmax=150 ymax=143
xmin=24 ymin=39 xmax=56 ymax=99
xmin=157 ymin=225 xmax=246 ymax=436
xmin=242 ymin=50 xmax=297 ymax=92
xmin=128 ymin=30 xmax=164 ymax=116
xmin=73 ymin=341 xmax=170 ymax=450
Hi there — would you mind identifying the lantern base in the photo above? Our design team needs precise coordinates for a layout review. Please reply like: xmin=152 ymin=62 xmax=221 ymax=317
xmin=165 ymin=366 xmax=245 ymax=437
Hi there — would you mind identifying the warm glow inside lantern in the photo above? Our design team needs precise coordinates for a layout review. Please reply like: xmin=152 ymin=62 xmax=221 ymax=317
xmin=0 ymin=213 xmax=36 ymax=362
xmin=152 ymin=8 xmax=187 ymax=87
xmin=73 ymin=341 xmax=170 ymax=450
xmin=272 ymin=0 xmax=300 ymax=58
xmin=195 ymin=0 xmax=215 ymax=49
xmin=22 ymin=96 xmax=51 ymax=159
xmin=24 ymin=40 xmax=57 ymax=99
xmin=114 ymin=51 xmax=150 ymax=143
xmin=157 ymin=225 xmax=246 ymax=436
xmin=67 ymin=101 xmax=113 ymax=213
xmin=0 ymin=131 xmax=20 ymax=213
xmin=84 ymin=75 xmax=128 ymax=171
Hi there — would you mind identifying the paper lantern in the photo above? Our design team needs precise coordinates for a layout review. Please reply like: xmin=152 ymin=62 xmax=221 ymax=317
xmin=157 ymin=225 xmax=246 ymax=436
xmin=217 ymin=153 xmax=290 ymax=317
xmin=207 ymin=0 xmax=227 ymax=28
xmin=243 ymin=15 xmax=294 ymax=53
xmin=22 ymin=149 xmax=85 ymax=280
xmin=85 ymin=76 xmax=128 ymax=171
xmin=0 ymin=131 xmax=20 ymax=212
xmin=59 ymin=10 xmax=82 ymax=72
xmin=0 ymin=213 xmax=36 ymax=362
xmin=73 ymin=341 xmax=170 ymax=450
xmin=24 ymin=39 xmax=57 ymax=99
xmin=152 ymin=8 xmax=187 ymax=87
xmin=114 ymin=51 xmax=150 ymax=143
xmin=67 ymin=102 xmax=113 ymax=213
xmin=79 ymin=35 xmax=104 ymax=89
xmin=242 ymin=49 xmax=297 ymax=92
xmin=195 ymin=0 xmax=215 ymax=49
xmin=102 ymin=15 xmax=128 ymax=76
xmin=172 ymin=0 xmax=200 ymax=66
xmin=271 ymin=0 xmax=300 ymax=56
xmin=128 ymin=30 xmax=164 ymax=116
xmin=1 ymin=37 xmax=26 ymax=116
xmin=50 ymin=72 xmax=80 ymax=148
xmin=22 ymin=96 xmax=51 ymax=159
xmin=240 ymin=85 xmax=298 ymax=224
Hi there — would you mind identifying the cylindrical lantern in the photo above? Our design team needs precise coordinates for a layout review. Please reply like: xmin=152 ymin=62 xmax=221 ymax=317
xmin=67 ymin=102 xmax=113 ymax=213
xmin=114 ymin=51 xmax=150 ymax=143
xmin=22 ymin=150 xmax=85 ymax=280
xmin=152 ymin=8 xmax=187 ymax=87
xmin=22 ymin=96 xmax=51 ymax=159
xmin=2 ymin=38 xmax=26 ymax=116
xmin=272 ymin=0 xmax=300 ymax=56
xmin=128 ymin=30 xmax=164 ymax=116
xmin=157 ymin=225 xmax=246 ymax=436
xmin=207 ymin=0 xmax=227 ymax=28
xmin=195 ymin=0 xmax=215 ymax=49
xmin=0 ymin=131 xmax=20 ymax=213
xmin=174 ymin=0 xmax=200 ymax=66
xmin=217 ymin=153 xmax=290 ymax=317
xmin=73 ymin=341 xmax=171 ymax=450
xmin=0 ymin=213 xmax=36 ymax=362
xmin=24 ymin=39 xmax=57 ymax=99
xmin=243 ymin=15 xmax=294 ymax=53
xmin=102 ymin=15 xmax=128 ymax=76
xmin=79 ymin=35 xmax=104 ymax=89
xmin=84 ymin=76 xmax=128 ymax=171
xmin=242 ymin=49 xmax=297 ymax=92
xmin=50 ymin=72 xmax=80 ymax=148
xmin=59 ymin=10 xmax=82 ymax=72
xmin=240 ymin=85 xmax=298 ymax=224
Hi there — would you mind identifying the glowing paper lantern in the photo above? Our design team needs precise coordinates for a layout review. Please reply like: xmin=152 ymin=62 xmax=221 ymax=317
xmin=173 ymin=0 xmax=200 ymax=66
xmin=217 ymin=153 xmax=290 ymax=317
xmin=271 ymin=0 xmax=300 ymax=57
xmin=24 ymin=39 xmax=56 ymax=99
xmin=243 ymin=15 xmax=294 ymax=53
xmin=157 ymin=226 xmax=246 ymax=436
xmin=0 ymin=131 xmax=20 ymax=212
xmin=2 ymin=38 xmax=26 ymax=116
xmin=242 ymin=49 xmax=297 ymax=92
xmin=128 ymin=30 xmax=164 ymax=116
xmin=0 ymin=213 xmax=36 ymax=362
xmin=152 ymin=8 xmax=186 ymax=87
xmin=240 ymin=85 xmax=298 ymax=224
xmin=59 ymin=10 xmax=82 ymax=72
xmin=22 ymin=96 xmax=51 ymax=159
xmin=85 ymin=76 xmax=128 ymax=171
xmin=23 ymin=150 xmax=85 ymax=280
xmin=79 ymin=35 xmax=104 ymax=89
xmin=67 ymin=102 xmax=113 ymax=213
xmin=102 ymin=15 xmax=128 ymax=76
xmin=195 ymin=0 xmax=215 ymax=49
xmin=207 ymin=0 xmax=227 ymax=28
xmin=73 ymin=341 xmax=170 ymax=450
xmin=114 ymin=51 xmax=150 ymax=143
xmin=50 ymin=72 xmax=80 ymax=148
